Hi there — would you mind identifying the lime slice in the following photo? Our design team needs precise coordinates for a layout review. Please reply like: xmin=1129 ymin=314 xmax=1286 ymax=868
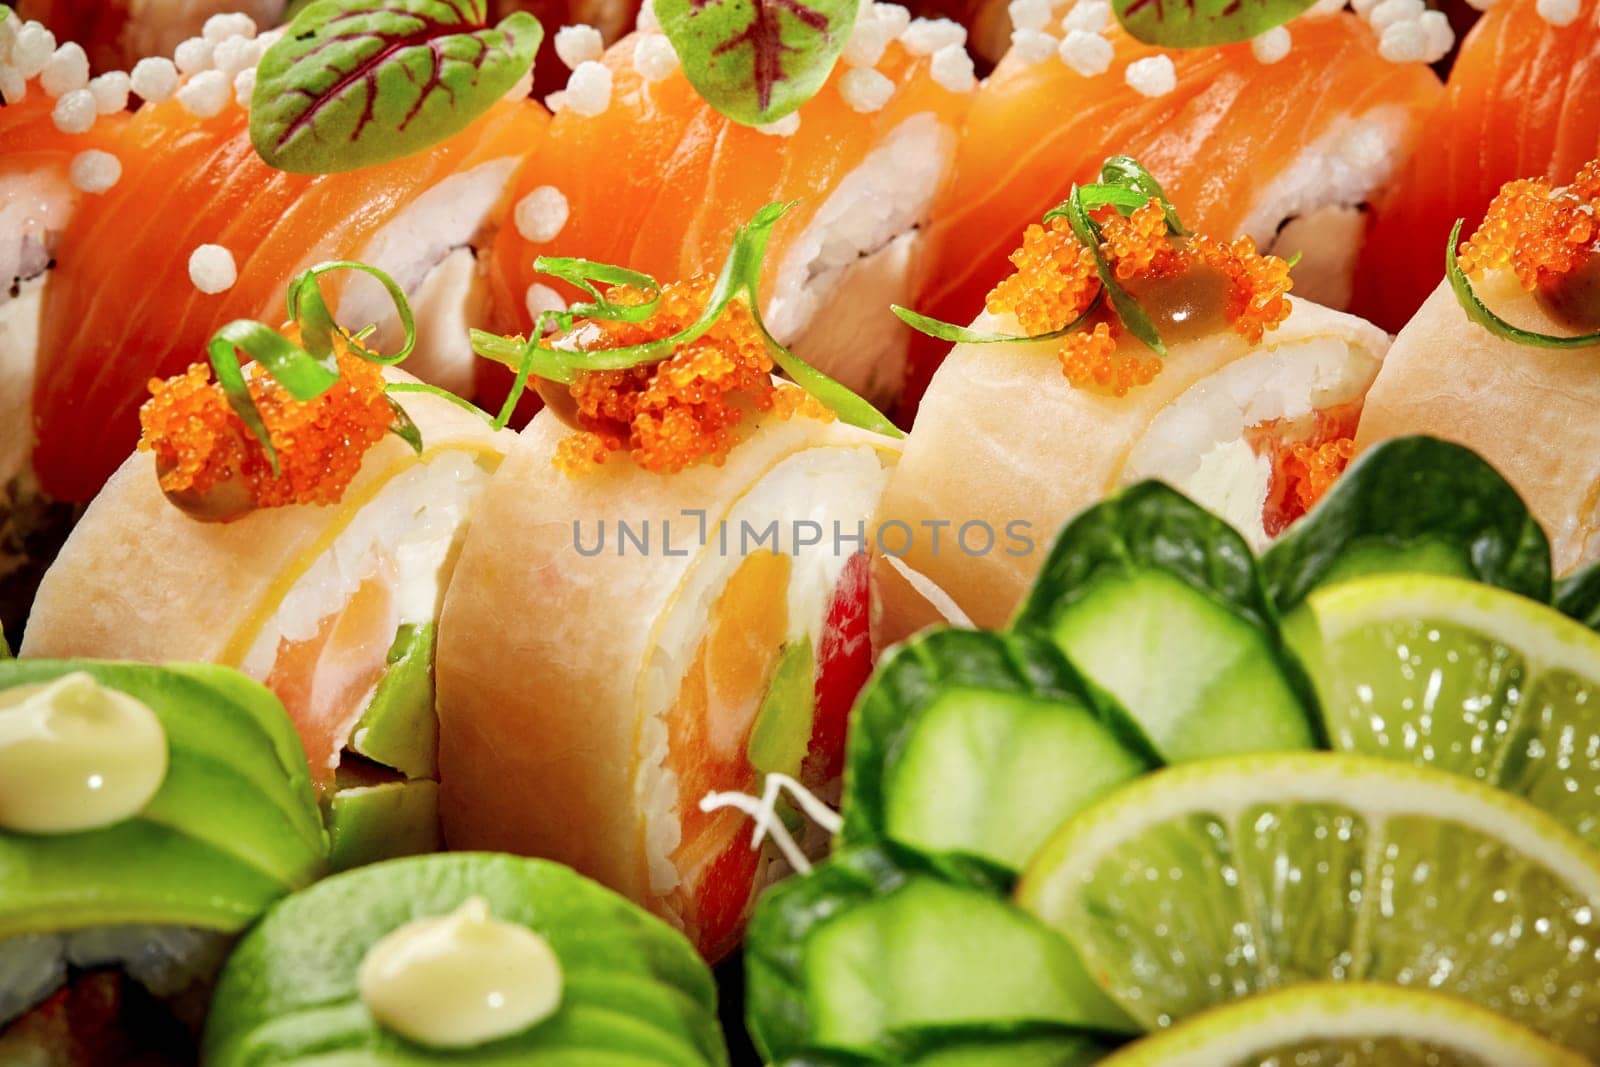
xmin=1097 ymin=983 xmax=1587 ymax=1066
xmin=1284 ymin=573 xmax=1600 ymax=847
xmin=1016 ymin=753 xmax=1600 ymax=1054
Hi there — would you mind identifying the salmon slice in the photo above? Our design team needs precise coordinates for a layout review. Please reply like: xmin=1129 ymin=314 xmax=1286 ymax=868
xmin=483 ymin=31 xmax=967 ymax=409
xmin=264 ymin=574 xmax=400 ymax=794
xmin=31 ymin=94 xmax=545 ymax=503
xmin=899 ymin=12 xmax=1439 ymax=419
xmin=1352 ymin=0 xmax=1600 ymax=331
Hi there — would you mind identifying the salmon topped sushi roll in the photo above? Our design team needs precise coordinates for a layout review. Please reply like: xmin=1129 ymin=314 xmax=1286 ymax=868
xmin=1 ymin=14 xmax=130 ymax=631
xmin=485 ymin=11 xmax=970 ymax=411
xmin=442 ymin=209 xmax=900 ymax=960
xmin=877 ymin=159 xmax=1389 ymax=643
xmin=24 ymin=268 xmax=512 ymax=870
xmin=1352 ymin=0 xmax=1600 ymax=330
xmin=1354 ymin=159 xmax=1600 ymax=573
xmin=28 ymin=33 xmax=545 ymax=505
xmin=15 ymin=2 xmax=287 ymax=73
xmin=899 ymin=8 xmax=1438 ymax=418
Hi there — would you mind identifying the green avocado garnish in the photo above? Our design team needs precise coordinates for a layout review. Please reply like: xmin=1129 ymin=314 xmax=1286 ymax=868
xmin=328 ymin=779 xmax=441 ymax=872
xmin=747 ymin=636 xmax=816 ymax=778
xmin=349 ymin=623 xmax=438 ymax=780
xmin=0 ymin=660 xmax=326 ymax=938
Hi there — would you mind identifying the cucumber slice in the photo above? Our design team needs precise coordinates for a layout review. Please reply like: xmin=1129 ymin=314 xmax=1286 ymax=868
xmin=1014 ymin=481 xmax=1318 ymax=760
xmin=1261 ymin=436 xmax=1551 ymax=612
xmin=842 ymin=629 xmax=1152 ymax=881
xmin=745 ymin=846 xmax=1134 ymax=1064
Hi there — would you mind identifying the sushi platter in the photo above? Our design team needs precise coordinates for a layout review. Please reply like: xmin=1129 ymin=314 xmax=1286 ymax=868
xmin=1 ymin=0 xmax=1600 ymax=1061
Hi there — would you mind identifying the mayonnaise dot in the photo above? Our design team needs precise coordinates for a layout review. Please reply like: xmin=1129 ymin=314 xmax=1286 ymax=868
xmin=39 ymin=42 xmax=89 ymax=98
xmin=632 ymin=34 xmax=680 ymax=81
xmin=1059 ymin=29 xmax=1113 ymax=75
xmin=177 ymin=69 xmax=231 ymax=118
xmin=89 ymin=71 xmax=131 ymax=114
xmin=70 ymin=150 xmax=122 ymax=194
xmin=174 ymin=36 xmax=214 ymax=75
xmin=51 ymin=88 xmax=96 ymax=135
xmin=203 ymin=12 xmax=258 ymax=43
xmin=1062 ymin=0 xmax=1111 ymax=31
xmin=1011 ymin=28 xmax=1059 ymax=63
xmin=554 ymin=24 xmax=605 ymax=69
xmin=131 ymin=57 xmax=180 ymax=103
xmin=929 ymin=42 xmax=976 ymax=92
xmin=564 ymin=60 xmax=612 ymax=117
xmin=526 ymin=283 xmax=567 ymax=321
xmin=189 ymin=244 xmax=238 ymax=294
xmin=757 ymin=111 xmax=801 ymax=136
xmin=900 ymin=17 xmax=966 ymax=55
xmin=358 ymin=897 xmax=563 ymax=1049
xmin=1251 ymin=25 xmax=1291 ymax=64
xmin=0 ymin=673 xmax=168 ymax=835
xmin=1124 ymin=54 xmax=1177 ymax=96
xmin=839 ymin=66 xmax=895 ymax=113
xmin=514 ymin=186 xmax=570 ymax=244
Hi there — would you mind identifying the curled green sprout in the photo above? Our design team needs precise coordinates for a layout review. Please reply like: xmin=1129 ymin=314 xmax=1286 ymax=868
xmin=470 ymin=202 xmax=901 ymax=438
xmin=205 ymin=261 xmax=473 ymax=474
xmin=895 ymin=156 xmax=1187 ymax=355
xmin=1445 ymin=219 xmax=1600 ymax=350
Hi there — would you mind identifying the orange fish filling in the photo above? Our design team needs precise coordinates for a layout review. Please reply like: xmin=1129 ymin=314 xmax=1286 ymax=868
xmin=1456 ymin=160 xmax=1600 ymax=290
xmin=1249 ymin=401 xmax=1363 ymax=538
xmin=664 ymin=549 xmax=794 ymax=959
xmin=138 ymin=338 xmax=393 ymax=518
xmin=984 ymin=199 xmax=1294 ymax=397
xmin=552 ymin=276 xmax=833 ymax=476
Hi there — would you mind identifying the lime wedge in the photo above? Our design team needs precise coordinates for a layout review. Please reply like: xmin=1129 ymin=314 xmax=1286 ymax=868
xmin=1284 ymin=573 xmax=1600 ymax=847
xmin=1097 ymin=983 xmax=1587 ymax=1066
xmin=1017 ymin=753 xmax=1600 ymax=1054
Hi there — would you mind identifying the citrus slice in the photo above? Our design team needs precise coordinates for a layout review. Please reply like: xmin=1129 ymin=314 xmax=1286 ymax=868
xmin=1283 ymin=573 xmax=1600 ymax=847
xmin=1097 ymin=983 xmax=1587 ymax=1066
xmin=1016 ymin=753 xmax=1600 ymax=1055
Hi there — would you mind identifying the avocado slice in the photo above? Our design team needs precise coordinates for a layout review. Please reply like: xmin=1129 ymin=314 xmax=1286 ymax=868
xmin=328 ymin=765 xmax=440 ymax=872
xmin=0 ymin=660 xmax=327 ymax=938
xmin=347 ymin=623 xmax=437 ymax=780
xmin=747 ymin=636 xmax=816 ymax=778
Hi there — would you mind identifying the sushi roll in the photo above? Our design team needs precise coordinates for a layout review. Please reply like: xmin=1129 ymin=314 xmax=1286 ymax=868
xmin=1353 ymin=160 xmax=1600 ymax=574
xmin=22 ymin=272 xmax=511 ymax=869
xmin=28 ymin=29 xmax=545 ymax=505
xmin=15 ymin=2 xmax=287 ymax=74
xmin=202 ymin=852 xmax=727 ymax=1064
xmin=898 ymin=8 xmax=1438 ymax=418
xmin=0 ymin=658 xmax=325 ymax=1062
xmin=1 ymin=15 xmax=130 ymax=633
xmin=440 ymin=210 xmax=900 ymax=960
xmin=484 ymin=12 xmax=970 ymax=411
xmin=876 ymin=159 xmax=1389 ymax=642
xmin=1353 ymin=0 xmax=1600 ymax=330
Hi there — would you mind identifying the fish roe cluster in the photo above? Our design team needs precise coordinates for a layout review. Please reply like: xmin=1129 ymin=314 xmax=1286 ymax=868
xmin=985 ymin=215 xmax=1100 ymax=335
xmin=139 ymin=338 xmax=393 ymax=519
xmin=553 ymin=275 xmax=825 ymax=475
xmin=1283 ymin=436 xmax=1354 ymax=519
xmin=983 ymin=197 xmax=1293 ymax=396
xmin=1456 ymin=160 xmax=1600 ymax=290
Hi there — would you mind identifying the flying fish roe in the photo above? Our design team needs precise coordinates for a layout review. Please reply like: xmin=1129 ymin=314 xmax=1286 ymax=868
xmin=138 ymin=339 xmax=394 ymax=520
xmin=983 ymin=197 xmax=1293 ymax=396
xmin=551 ymin=276 xmax=828 ymax=476
xmin=1456 ymin=161 xmax=1600 ymax=290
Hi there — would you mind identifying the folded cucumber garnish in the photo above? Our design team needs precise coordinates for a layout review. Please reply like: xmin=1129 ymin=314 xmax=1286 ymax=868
xmin=1262 ymin=436 xmax=1552 ymax=611
xmin=203 ymin=852 xmax=728 ymax=1065
xmin=744 ymin=845 xmax=1129 ymax=1065
xmin=839 ymin=629 xmax=1154 ymax=888
xmin=0 ymin=660 xmax=326 ymax=938
xmin=1013 ymin=480 xmax=1322 ymax=759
